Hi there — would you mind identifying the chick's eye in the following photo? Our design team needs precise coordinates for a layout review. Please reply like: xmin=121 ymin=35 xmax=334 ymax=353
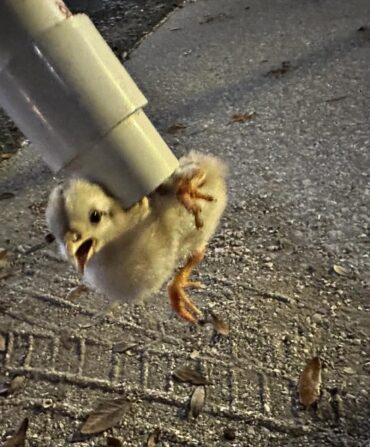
xmin=89 ymin=210 xmax=101 ymax=224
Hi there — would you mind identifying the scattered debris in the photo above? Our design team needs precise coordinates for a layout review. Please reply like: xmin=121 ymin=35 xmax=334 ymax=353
xmin=333 ymin=264 xmax=349 ymax=277
xmin=189 ymin=386 xmax=206 ymax=418
xmin=210 ymin=312 xmax=230 ymax=336
xmin=65 ymin=284 xmax=89 ymax=301
xmin=357 ymin=25 xmax=370 ymax=39
xmin=110 ymin=337 xmax=159 ymax=354
xmin=112 ymin=341 xmax=140 ymax=354
xmin=146 ymin=428 xmax=161 ymax=447
xmin=24 ymin=234 xmax=56 ymax=255
xmin=45 ymin=233 xmax=55 ymax=244
xmin=80 ymin=398 xmax=130 ymax=434
xmin=60 ymin=329 xmax=74 ymax=350
xmin=0 ymin=192 xmax=15 ymax=201
xmin=200 ymin=16 xmax=216 ymax=24
xmin=121 ymin=51 xmax=129 ymax=61
xmin=28 ymin=201 xmax=47 ymax=216
xmin=0 ymin=381 xmax=9 ymax=396
xmin=166 ymin=122 xmax=187 ymax=134
xmin=107 ymin=437 xmax=123 ymax=447
xmin=0 ymin=334 xmax=6 ymax=351
xmin=265 ymin=61 xmax=291 ymax=77
xmin=0 ymin=376 xmax=25 ymax=397
xmin=190 ymin=350 xmax=200 ymax=359
xmin=3 ymin=417 xmax=29 ymax=447
xmin=9 ymin=376 xmax=25 ymax=394
xmin=299 ymin=357 xmax=322 ymax=408
xmin=199 ymin=13 xmax=232 ymax=24
xmin=1 ymin=153 xmax=15 ymax=161
xmin=230 ymin=112 xmax=256 ymax=123
xmin=0 ymin=249 xmax=9 ymax=269
xmin=0 ymin=249 xmax=13 ymax=281
xmin=23 ymin=233 xmax=55 ymax=255
xmin=342 ymin=366 xmax=355 ymax=375
xmin=173 ymin=366 xmax=207 ymax=385
xmin=325 ymin=95 xmax=347 ymax=103
xmin=223 ymin=427 xmax=237 ymax=441
xmin=0 ymin=269 xmax=16 ymax=281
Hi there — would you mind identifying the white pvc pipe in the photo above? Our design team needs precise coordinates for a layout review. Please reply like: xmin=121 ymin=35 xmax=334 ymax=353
xmin=0 ymin=0 xmax=178 ymax=207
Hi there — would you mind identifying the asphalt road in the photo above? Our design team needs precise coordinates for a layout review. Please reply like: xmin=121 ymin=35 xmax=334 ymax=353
xmin=1 ymin=0 xmax=369 ymax=445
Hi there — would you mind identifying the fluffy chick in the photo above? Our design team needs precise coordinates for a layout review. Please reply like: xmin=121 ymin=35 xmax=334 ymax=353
xmin=46 ymin=151 xmax=227 ymax=323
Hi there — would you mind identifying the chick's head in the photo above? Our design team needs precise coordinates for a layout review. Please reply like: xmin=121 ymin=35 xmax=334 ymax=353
xmin=46 ymin=179 xmax=149 ymax=274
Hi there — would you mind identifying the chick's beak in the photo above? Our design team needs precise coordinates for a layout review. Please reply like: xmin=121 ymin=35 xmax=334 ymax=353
xmin=64 ymin=234 xmax=96 ymax=273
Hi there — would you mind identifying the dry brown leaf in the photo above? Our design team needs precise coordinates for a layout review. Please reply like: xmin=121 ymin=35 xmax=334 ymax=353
xmin=266 ymin=61 xmax=291 ymax=77
xmin=0 ymin=192 xmax=15 ymax=201
xmin=107 ymin=437 xmax=123 ymax=447
xmin=230 ymin=112 xmax=255 ymax=123
xmin=299 ymin=357 xmax=322 ymax=407
xmin=80 ymin=398 xmax=129 ymax=434
xmin=210 ymin=312 xmax=230 ymax=336
xmin=112 ymin=341 xmax=139 ymax=354
xmin=333 ymin=264 xmax=349 ymax=276
xmin=3 ymin=417 xmax=29 ymax=447
xmin=173 ymin=366 xmax=207 ymax=385
xmin=167 ymin=122 xmax=187 ymax=134
xmin=0 ymin=249 xmax=9 ymax=269
xmin=9 ymin=376 xmax=25 ymax=393
xmin=1 ymin=153 xmax=15 ymax=160
xmin=190 ymin=386 xmax=206 ymax=418
xmin=146 ymin=428 xmax=161 ymax=447
xmin=0 ymin=334 xmax=6 ymax=351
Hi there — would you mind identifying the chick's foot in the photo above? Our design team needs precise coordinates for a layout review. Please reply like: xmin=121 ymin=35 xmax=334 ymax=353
xmin=176 ymin=167 xmax=214 ymax=229
xmin=168 ymin=247 xmax=205 ymax=324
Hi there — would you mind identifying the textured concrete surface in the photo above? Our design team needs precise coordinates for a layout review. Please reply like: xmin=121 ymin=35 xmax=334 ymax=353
xmin=1 ymin=0 xmax=370 ymax=446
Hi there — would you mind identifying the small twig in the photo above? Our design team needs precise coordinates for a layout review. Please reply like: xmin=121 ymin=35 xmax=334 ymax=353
xmin=324 ymin=95 xmax=347 ymax=104
xmin=24 ymin=234 xmax=55 ymax=255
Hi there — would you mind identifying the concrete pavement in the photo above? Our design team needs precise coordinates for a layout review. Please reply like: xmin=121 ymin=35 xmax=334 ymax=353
xmin=1 ymin=0 xmax=369 ymax=445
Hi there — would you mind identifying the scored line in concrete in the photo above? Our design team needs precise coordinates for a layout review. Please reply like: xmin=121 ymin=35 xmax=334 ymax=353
xmin=1 ymin=327 xmax=336 ymax=435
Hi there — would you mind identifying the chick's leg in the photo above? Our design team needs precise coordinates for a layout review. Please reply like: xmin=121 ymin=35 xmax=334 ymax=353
xmin=176 ymin=168 xmax=214 ymax=229
xmin=168 ymin=247 xmax=205 ymax=324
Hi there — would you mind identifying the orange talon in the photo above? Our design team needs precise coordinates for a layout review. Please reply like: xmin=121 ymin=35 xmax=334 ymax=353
xmin=176 ymin=167 xmax=215 ymax=229
xmin=169 ymin=284 xmax=200 ymax=324
xmin=168 ymin=247 xmax=205 ymax=324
